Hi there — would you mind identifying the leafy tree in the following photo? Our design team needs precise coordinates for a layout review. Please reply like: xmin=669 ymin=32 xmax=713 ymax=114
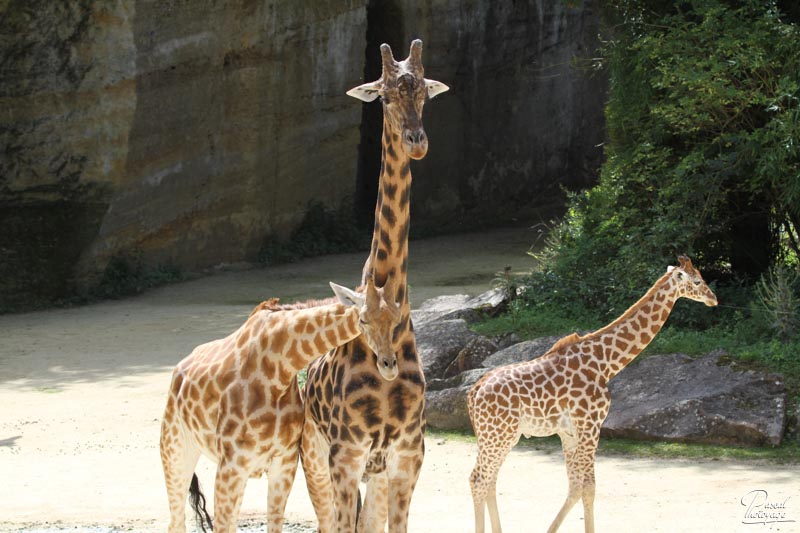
xmin=536 ymin=0 xmax=800 ymax=317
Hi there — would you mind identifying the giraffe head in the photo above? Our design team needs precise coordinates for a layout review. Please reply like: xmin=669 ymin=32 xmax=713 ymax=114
xmin=329 ymin=277 xmax=402 ymax=381
xmin=347 ymin=39 xmax=449 ymax=160
xmin=668 ymin=255 xmax=718 ymax=306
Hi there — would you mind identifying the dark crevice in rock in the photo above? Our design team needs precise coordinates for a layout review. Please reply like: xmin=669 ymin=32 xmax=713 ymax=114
xmin=354 ymin=0 xmax=405 ymax=227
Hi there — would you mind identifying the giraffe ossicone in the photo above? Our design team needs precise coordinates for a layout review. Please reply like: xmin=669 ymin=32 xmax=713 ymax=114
xmin=159 ymin=280 xmax=398 ymax=533
xmin=468 ymin=255 xmax=717 ymax=533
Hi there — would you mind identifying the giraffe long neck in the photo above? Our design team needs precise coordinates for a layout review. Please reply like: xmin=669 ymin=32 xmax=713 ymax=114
xmin=247 ymin=304 xmax=361 ymax=384
xmin=363 ymin=117 xmax=411 ymax=307
xmin=594 ymin=273 xmax=678 ymax=382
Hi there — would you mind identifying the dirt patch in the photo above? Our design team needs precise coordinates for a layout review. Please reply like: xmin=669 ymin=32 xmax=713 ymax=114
xmin=1 ymin=226 xmax=798 ymax=532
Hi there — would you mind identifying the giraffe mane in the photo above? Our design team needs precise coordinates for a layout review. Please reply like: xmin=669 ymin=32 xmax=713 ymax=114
xmin=545 ymin=270 xmax=674 ymax=354
xmin=548 ymin=333 xmax=582 ymax=352
xmin=248 ymin=298 xmax=282 ymax=317
xmin=247 ymin=296 xmax=336 ymax=316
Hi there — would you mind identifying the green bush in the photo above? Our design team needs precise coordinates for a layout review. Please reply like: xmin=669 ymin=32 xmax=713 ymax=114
xmin=93 ymin=252 xmax=183 ymax=299
xmin=536 ymin=0 xmax=800 ymax=316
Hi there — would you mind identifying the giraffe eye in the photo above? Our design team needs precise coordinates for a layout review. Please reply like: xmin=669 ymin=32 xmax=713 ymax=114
xmin=693 ymin=279 xmax=701 ymax=286
xmin=360 ymin=318 xmax=368 ymax=325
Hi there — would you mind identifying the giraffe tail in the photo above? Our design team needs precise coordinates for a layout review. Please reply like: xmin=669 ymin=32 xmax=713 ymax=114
xmin=189 ymin=473 xmax=214 ymax=532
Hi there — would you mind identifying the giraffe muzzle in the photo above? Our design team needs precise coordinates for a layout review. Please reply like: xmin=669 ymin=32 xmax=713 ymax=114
xmin=378 ymin=355 xmax=399 ymax=381
xmin=403 ymin=128 xmax=428 ymax=160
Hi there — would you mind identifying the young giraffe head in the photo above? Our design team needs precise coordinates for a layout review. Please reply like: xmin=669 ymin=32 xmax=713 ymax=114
xmin=347 ymin=39 xmax=449 ymax=160
xmin=330 ymin=276 xmax=402 ymax=381
xmin=669 ymin=255 xmax=718 ymax=306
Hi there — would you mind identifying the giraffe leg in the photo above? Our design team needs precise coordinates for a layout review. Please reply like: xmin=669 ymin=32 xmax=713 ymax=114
xmin=330 ymin=443 xmax=370 ymax=532
xmin=385 ymin=445 xmax=424 ymax=533
xmin=547 ymin=431 xmax=598 ymax=533
xmin=266 ymin=448 xmax=300 ymax=533
xmin=212 ymin=457 xmax=249 ymax=533
xmin=358 ymin=473 xmax=388 ymax=533
xmin=469 ymin=438 xmax=514 ymax=533
xmin=582 ymin=479 xmax=596 ymax=533
xmin=160 ymin=415 xmax=200 ymax=533
xmin=300 ymin=417 xmax=335 ymax=533
xmin=486 ymin=478 xmax=502 ymax=533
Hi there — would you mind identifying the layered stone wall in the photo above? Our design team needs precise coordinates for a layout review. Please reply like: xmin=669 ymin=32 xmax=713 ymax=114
xmin=1 ymin=0 xmax=367 ymax=306
xmin=0 ymin=0 xmax=605 ymax=308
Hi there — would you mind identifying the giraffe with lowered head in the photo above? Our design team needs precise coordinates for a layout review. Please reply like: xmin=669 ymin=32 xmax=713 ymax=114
xmin=159 ymin=278 xmax=400 ymax=533
xmin=300 ymin=39 xmax=448 ymax=532
xmin=468 ymin=256 xmax=718 ymax=533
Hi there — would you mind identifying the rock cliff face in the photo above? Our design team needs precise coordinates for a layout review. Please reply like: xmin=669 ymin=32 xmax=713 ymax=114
xmin=1 ymin=0 xmax=367 ymax=306
xmin=1 ymin=0 xmax=605 ymax=308
xmin=357 ymin=0 xmax=607 ymax=228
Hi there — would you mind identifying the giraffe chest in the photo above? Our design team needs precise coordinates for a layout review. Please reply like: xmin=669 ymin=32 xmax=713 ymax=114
xmin=303 ymin=339 xmax=424 ymax=450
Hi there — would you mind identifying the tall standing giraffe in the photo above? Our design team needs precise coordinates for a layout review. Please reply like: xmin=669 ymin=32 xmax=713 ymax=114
xmin=468 ymin=256 xmax=718 ymax=533
xmin=159 ymin=278 xmax=400 ymax=533
xmin=300 ymin=39 xmax=448 ymax=533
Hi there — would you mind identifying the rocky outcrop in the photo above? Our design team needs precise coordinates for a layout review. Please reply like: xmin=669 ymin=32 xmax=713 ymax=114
xmin=2 ymin=1 xmax=367 ymax=307
xmin=426 ymin=368 xmax=489 ymax=431
xmin=416 ymin=319 xmax=480 ymax=380
xmin=603 ymin=352 xmax=786 ymax=447
xmin=419 ymin=293 xmax=788 ymax=446
xmin=412 ymin=288 xmax=508 ymax=327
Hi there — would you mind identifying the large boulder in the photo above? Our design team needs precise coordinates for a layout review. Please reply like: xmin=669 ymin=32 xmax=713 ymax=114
xmin=412 ymin=288 xmax=508 ymax=327
xmin=480 ymin=335 xmax=563 ymax=368
xmin=425 ymin=369 xmax=490 ymax=431
xmin=416 ymin=319 xmax=480 ymax=380
xmin=443 ymin=337 xmax=500 ymax=378
xmin=604 ymin=352 xmax=786 ymax=447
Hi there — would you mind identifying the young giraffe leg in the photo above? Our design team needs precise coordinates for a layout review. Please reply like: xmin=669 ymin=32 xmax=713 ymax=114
xmin=547 ymin=429 xmax=599 ymax=533
xmin=485 ymin=478 xmax=503 ymax=533
xmin=160 ymin=412 xmax=201 ymax=533
xmin=299 ymin=417 xmax=335 ymax=532
xmin=266 ymin=449 xmax=300 ymax=533
xmin=212 ymin=457 xmax=249 ymax=533
xmin=358 ymin=472 xmax=389 ymax=533
xmin=386 ymin=446 xmax=424 ymax=533
xmin=469 ymin=435 xmax=515 ymax=533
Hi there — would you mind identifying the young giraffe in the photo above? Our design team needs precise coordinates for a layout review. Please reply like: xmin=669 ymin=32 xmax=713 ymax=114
xmin=300 ymin=40 xmax=448 ymax=533
xmin=159 ymin=278 xmax=400 ymax=533
xmin=468 ymin=256 xmax=718 ymax=533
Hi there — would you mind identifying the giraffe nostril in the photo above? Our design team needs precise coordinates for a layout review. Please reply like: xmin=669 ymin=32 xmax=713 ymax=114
xmin=393 ymin=360 xmax=398 ymax=368
xmin=383 ymin=360 xmax=390 ymax=368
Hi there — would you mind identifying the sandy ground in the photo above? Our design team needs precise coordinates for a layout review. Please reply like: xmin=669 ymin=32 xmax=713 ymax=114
xmin=1 ymin=226 xmax=798 ymax=532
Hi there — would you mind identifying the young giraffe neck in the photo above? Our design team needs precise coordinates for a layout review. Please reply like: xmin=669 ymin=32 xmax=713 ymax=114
xmin=363 ymin=116 xmax=411 ymax=306
xmin=244 ymin=304 xmax=361 ymax=386
xmin=593 ymin=272 xmax=678 ymax=382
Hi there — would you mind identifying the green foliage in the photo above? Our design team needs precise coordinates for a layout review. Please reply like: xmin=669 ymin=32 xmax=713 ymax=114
xmin=93 ymin=252 xmax=183 ymax=300
xmin=539 ymin=0 xmax=800 ymax=316
xmin=258 ymin=200 xmax=370 ymax=266
xmin=755 ymin=265 xmax=799 ymax=341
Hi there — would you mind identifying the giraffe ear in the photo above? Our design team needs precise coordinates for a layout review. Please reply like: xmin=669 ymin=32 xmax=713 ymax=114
xmin=330 ymin=282 xmax=365 ymax=307
xmin=347 ymin=81 xmax=381 ymax=102
xmin=425 ymin=78 xmax=449 ymax=99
